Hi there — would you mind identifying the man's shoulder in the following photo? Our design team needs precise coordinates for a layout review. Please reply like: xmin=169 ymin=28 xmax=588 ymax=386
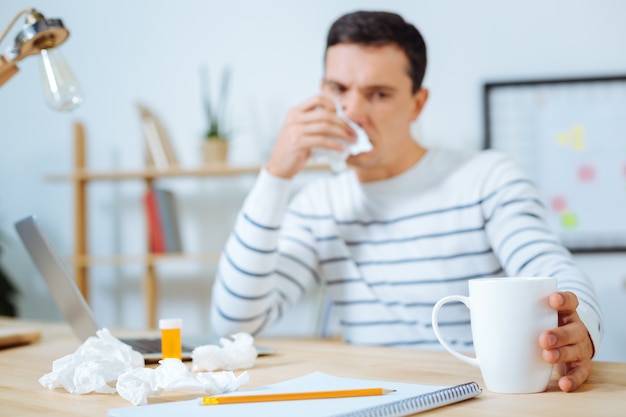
xmin=428 ymin=147 xmax=512 ymax=174
xmin=477 ymin=148 xmax=514 ymax=161
xmin=454 ymin=148 xmax=519 ymax=174
xmin=466 ymin=148 xmax=512 ymax=164
xmin=438 ymin=148 xmax=528 ymax=192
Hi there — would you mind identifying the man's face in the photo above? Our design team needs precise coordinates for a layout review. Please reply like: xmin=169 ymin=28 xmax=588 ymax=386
xmin=322 ymin=43 xmax=427 ymax=170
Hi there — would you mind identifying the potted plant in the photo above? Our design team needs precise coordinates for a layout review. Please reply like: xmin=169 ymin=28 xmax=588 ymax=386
xmin=200 ymin=66 xmax=232 ymax=164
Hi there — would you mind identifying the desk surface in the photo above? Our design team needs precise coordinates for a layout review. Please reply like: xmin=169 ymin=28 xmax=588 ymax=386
xmin=1 ymin=318 xmax=625 ymax=417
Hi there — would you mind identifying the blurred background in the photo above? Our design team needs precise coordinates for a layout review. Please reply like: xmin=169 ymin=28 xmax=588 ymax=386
xmin=0 ymin=0 xmax=624 ymax=360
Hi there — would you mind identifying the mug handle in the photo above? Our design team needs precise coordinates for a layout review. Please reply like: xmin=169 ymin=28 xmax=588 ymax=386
xmin=431 ymin=295 xmax=479 ymax=367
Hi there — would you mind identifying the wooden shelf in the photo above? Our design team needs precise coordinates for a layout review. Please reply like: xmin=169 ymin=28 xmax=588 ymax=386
xmin=46 ymin=164 xmax=260 ymax=182
xmin=54 ymin=122 xmax=326 ymax=329
xmin=46 ymin=163 xmax=327 ymax=182
xmin=70 ymin=252 xmax=222 ymax=267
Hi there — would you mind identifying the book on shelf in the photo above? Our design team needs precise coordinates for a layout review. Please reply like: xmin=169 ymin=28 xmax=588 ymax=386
xmin=143 ymin=187 xmax=182 ymax=254
xmin=137 ymin=103 xmax=179 ymax=171
xmin=143 ymin=190 xmax=166 ymax=253
xmin=155 ymin=187 xmax=183 ymax=252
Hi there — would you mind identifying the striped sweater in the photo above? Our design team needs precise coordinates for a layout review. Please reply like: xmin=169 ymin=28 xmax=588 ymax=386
xmin=210 ymin=148 xmax=603 ymax=351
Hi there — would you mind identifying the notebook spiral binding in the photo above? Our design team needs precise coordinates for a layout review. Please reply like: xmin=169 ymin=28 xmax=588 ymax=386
xmin=331 ymin=381 xmax=482 ymax=417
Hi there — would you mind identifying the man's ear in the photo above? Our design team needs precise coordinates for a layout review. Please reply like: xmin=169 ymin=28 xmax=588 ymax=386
xmin=410 ymin=88 xmax=429 ymax=121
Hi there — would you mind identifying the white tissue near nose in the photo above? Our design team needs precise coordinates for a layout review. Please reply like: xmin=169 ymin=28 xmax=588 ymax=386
xmin=38 ymin=328 xmax=144 ymax=394
xmin=191 ymin=332 xmax=257 ymax=372
xmin=310 ymin=100 xmax=373 ymax=172
xmin=339 ymin=108 xmax=373 ymax=156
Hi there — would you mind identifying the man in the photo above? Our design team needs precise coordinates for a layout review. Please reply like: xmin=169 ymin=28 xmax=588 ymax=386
xmin=210 ymin=11 xmax=603 ymax=392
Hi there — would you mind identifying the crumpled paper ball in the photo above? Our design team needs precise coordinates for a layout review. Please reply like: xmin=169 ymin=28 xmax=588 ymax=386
xmin=39 ymin=329 xmax=256 ymax=406
xmin=39 ymin=328 xmax=144 ymax=394
xmin=116 ymin=359 xmax=249 ymax=406
xmin=191 ymin=332 xmax=257 ymax=372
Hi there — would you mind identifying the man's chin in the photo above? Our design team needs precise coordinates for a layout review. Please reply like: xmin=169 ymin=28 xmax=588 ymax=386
xmin=346 ymin=152 xmax=374 ymax=166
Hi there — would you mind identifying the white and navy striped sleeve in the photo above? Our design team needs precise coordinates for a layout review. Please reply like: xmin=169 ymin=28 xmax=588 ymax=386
xmin=480 ymin=152 xmax=603 ymax=351
xmin=210 ymin=169 xmax=320 ymax=336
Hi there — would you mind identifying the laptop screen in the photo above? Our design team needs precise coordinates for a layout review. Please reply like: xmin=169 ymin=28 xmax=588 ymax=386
xmin=15 ymin=215 xmax=100 ymax=342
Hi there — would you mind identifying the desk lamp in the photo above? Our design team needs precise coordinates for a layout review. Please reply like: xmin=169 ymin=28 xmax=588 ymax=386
xmin=0 ymin=7 xmax=83 ymax=111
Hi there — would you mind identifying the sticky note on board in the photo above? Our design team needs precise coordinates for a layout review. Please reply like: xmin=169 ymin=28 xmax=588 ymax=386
xmin=560 ymin=212 xmax=579 ymax=230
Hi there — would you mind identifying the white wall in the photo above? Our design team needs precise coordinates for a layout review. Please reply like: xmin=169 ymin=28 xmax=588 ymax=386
xmin=0 ymin=0 xmax=624 ymax=361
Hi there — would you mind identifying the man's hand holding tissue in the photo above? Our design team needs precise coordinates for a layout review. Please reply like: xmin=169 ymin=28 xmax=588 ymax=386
xmin=267 ymin=95 xmax=356 ymax=179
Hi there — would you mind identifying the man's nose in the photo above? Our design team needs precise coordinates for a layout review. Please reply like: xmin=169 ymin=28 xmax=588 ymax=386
xmin=341 ymin=93 xmax=368 ymax=125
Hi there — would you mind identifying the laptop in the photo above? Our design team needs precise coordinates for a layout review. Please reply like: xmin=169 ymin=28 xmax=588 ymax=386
xmin=15 ymin=215 xmax=274 ymax=362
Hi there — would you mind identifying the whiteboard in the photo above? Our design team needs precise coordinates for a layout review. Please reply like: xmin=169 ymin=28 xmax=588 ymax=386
xmin=484 ymin=76 xmax=626 ymax=252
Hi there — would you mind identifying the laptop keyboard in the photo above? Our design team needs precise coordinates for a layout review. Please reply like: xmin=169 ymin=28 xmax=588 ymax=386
xmin=120 ymin=337 xmax=192 ymax=354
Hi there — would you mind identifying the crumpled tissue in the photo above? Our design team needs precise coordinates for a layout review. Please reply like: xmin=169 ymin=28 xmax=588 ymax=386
xmin=116 ymin=359 xmax=249 ymax=406
xmin=191 ymin=332 xmax=257 ymax=372
xmin=310 ymin=99 xmax=373 ymax=172
xmin=39 ymin=328 xmax=254 ymax=406
xmin=39 ymin=328 xmax=144 ymax=395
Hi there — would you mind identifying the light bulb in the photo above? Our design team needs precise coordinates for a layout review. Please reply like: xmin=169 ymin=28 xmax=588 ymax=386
xmin=38 ymin=48 xmax=83 ymax=111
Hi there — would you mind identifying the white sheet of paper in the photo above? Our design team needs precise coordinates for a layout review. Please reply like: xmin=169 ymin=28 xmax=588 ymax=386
xmin=108 ymin=371 xmax=465 ymax=417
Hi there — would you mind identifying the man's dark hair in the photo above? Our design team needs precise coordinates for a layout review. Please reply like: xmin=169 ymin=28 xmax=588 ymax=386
xmin=326 ymin=11 xmax=427 ymax=93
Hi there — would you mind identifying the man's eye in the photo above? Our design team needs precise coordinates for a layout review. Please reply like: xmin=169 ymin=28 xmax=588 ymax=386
xmin=368 ymin=91 xmax=389 ymax=100
xmin=332 ymin=85 xmax=347 ymax=93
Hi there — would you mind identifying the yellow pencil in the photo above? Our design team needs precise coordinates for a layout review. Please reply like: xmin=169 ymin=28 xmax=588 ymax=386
xmin=200 ymin=387 xmax=395 ymax=405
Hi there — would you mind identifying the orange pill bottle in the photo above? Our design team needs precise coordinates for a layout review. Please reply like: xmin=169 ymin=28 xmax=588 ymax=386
xmin=159 ymin=318 xmax=182 ymax=360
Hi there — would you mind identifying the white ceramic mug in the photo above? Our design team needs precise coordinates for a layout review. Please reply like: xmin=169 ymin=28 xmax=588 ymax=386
xmin=431 ymin=277 xmax=557 ymax=394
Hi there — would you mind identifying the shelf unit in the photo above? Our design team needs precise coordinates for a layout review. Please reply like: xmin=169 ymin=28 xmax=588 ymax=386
xmin=47 ymin=122 xmax=324 ymax=328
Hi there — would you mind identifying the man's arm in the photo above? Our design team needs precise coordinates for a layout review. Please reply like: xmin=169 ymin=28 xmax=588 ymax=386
xmin=210 ymin=95 xmax=353 ymax=336
xmin=209 ymin=169 xmax=319 ymax=336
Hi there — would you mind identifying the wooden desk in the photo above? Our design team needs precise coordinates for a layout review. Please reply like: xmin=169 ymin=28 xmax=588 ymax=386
xmin=1 ymin=318 xmax=625 ymax=416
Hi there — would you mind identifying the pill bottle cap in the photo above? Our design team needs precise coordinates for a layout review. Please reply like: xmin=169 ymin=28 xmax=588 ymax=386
xmin=159 ymin=318 xmax=182 ymax=329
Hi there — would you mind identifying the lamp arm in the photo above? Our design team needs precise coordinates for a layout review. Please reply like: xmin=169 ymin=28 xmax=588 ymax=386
xmin=0 ymin=8 xmax=31 ymax=45
xmin=0 ymin=7 xmax=31 ymax=86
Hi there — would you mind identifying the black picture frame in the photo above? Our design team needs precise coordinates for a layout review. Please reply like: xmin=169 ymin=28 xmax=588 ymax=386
xmin=483 ymin=74 xmax=626 ymax=253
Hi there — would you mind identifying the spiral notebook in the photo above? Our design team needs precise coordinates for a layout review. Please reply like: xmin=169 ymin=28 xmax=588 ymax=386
xmin=108 ymin=371 xmax=481 ymax=417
